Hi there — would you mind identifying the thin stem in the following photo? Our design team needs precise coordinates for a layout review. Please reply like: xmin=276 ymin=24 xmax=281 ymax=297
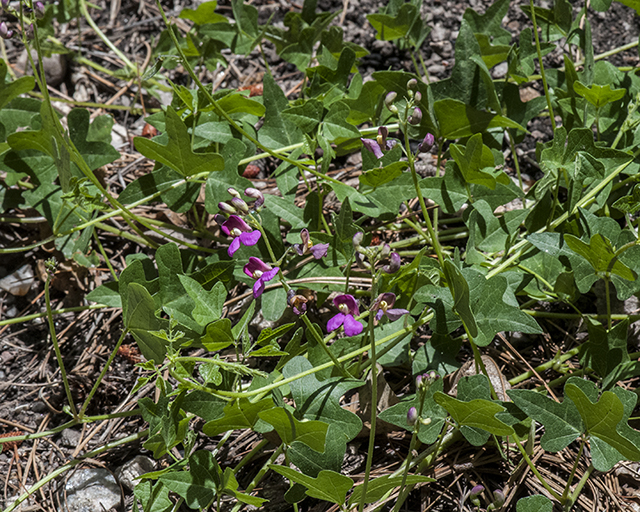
xmin=229 ymin=445 xmax=285 ymax=512
xmin=45 ymin=265 xmax=78 ymax=419
xmin=562 ymin=437 xmax=586 ymax=501
xmin=511 ymin=431 xmax=562 ymax=501
xmin=301 ymin=313 xmax=352 ymax=379
xmin=530 ymin=0 xmax=556 ymax=134
xmin=604 ymin=276 xmax=612 ymax=330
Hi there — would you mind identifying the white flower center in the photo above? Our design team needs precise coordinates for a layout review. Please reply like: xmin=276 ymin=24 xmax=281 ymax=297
xmin=338 ymin=303 xmax=350 ymax=314
xmin=231 ymin=228 xmax=242 ymax=237
xmin=379 ymin=300 xmax=388 ymax=312
xmin=253 ymin=270 xmax=263 ymax=279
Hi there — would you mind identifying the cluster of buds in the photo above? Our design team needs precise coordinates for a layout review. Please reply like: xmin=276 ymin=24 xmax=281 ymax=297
xmin=0 ymin=1 xmax=44 ymax=40
xmin=406 ymin=371 xmax=440 ymax=427
xmin=218 ymin=187 xmax=264 ymax=216
xmin=467 ymin=485 xmax=505 ymax=510
xmin=353 ymin=232 xmax=401 ymax=274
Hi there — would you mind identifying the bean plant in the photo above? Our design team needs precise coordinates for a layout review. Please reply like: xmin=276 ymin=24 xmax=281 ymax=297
xmin=2 ymin=0 xmax=640 ymax=510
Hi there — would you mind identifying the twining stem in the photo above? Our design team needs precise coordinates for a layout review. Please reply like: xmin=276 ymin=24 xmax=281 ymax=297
xmin=511 ymin=431 xmax=562 ymax=501
xmin=562 ymin=436 xmax=586 ymax=501
xmin=359 ymin=270 xmax=379 ymax=512
xmin=45 ymin=263 xmax=78 ymax=419
xmin=301 ymin=314 xmax=353 ymax=379
xmin=78 ymin=328 xmax=130 ymax=418
xmin=530 ymin=0 xmax=556 ymax=134
xmin=229 ymin=445 xmax=285 ymax=512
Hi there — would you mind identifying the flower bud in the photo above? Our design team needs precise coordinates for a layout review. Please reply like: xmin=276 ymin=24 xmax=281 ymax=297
xmin=227 ymin=187 xmax=241 ymax=198
xmin=218 ymin=201 xmax=236 ymax=214
xmin=1 ymin=0 xmax=8 ymax=11
xmin=244 ymin=187 xmax=264 ymax=208
xmin=414 ymin=91 xmax=422 ymax=103
xmin=230 ymin=197 xmax=249 ymax=213
xmin=469 ymin=485 xmax=484 ymax=507
xmin=34 ymin=1 xmax=45 ymax=18
xmin=355 ymin=251 xmax=371 ymax=270
xmin=383 ymin=252 xmax=401 ymax=274
xmin=384 ymin=91 xmax=397 ymax=108
xmin=352 ymin=231 xmax=364 ymax=249
xmin=407 ymin=406 xmax=418 ymax=426
xmin=379 ymin=243 xmax=391 ymax=259
xmin=0 ymin=21 xmax=12 ymax=39
xmin=415 ymin=374 xmax=422 ymax=388
xmin=408 ymin=107 xmax=422 ymax=125
xmin=407 ymin=78 xmax=418 ymax=90
xmin=492 ymin=489 xmax=505 ymax=507
xmin=26 ymin=23 xmax=34 ymax=40
xmin=418 ymin=133 xmax=435 ymax=153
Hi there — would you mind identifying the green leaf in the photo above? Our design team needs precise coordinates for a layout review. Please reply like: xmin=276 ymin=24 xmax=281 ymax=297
xmin=159 ymin=450 xmax=220 ymax=509
xmin=261 ymin=287 xmax=288 ymax=322
xmin=507 ymin=388 xmax=582 ymax=452
xmin=0 ymin=60 xmax=35 ymax=111
xmin=134 ymin=106 xmax=224 ymax=177
xmin=367 ymin=3 xmax=420 ymax=41
xmin=574 ymin=81 xmax=626 ymax=109
xmin=565 ymin=382 xmax=640 ymax=461
xmin=258 ymin=72 xmax=302 ymax=148
xmin=201 ymin=319 xmax=235 ymax=352
xmin=434 ymin=98 xmax=524 ymax=140
xmin=443 ymin=260 xmax=478 ymax=337
xmin=181 ymin=390 xmax=226 ymax=422
xmin=612 ymin=184 xmax=640 ymax=214
xmin=322 ymin=101 xmax=361 ymax=143
xmin=269 ymin=466 xmax=353 ymax=504
xmin=466 ymin=199 xmax=529 ymax=252
xmin=126 ymin=283 xmax=169 ymax=364
xmin=433 ymin=392 xmax=514 ymax=436
xmin=204 ymin=138 xmax=253 ymax=214
xmin=256 ymin=323 xmax=295 ymax=346
xmin=282 ymin=99 xmax=323 ymax=133
xmin=179 ymin=1 xmax=228 ymax=24
xmin=450 ymin=133 xmax=509 ymax=190
xmin=516 ymin=495 xmax=554 ymax=512
xmin=264 ymin=194 xmax=307 ymax=229
xmin=348 ymin=474 xmax=434 ymax=506
xmin=202 ymin=397 xmax=275 ymax=436
xmin=359 ymin=161 xmax=406 ymax=188
xmin=580 ymin=318 xmax=630 ymax=378
xmin=564 ymin=233 xmax=636 ymax=280
xmin=259 ymin=407 xmax=328 ymax=452
xmin=178 ymin=276 xmax=226 ymax=327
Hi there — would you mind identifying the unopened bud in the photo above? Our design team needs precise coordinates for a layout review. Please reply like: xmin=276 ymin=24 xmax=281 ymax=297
xmin=418 ymin=133 xmax=435 ymax=153
xmin=407 ymin=406 xmax=418 ymax=426
xmin=492 ymin=489 xmax=505 ymax=507
xmin=353 ymin=231 xmax=364 ymax=249
xmin=227 ymin=187 xmax=241 ymax=198
xmin=244 ymin=187 xmax=264 ymax=208
xmin=218 ymin=201 xmax=236 ymax=214
xmin=1 ymin=0 xmax=8 ymax=11
xmin=379 ymin=243 xmax=391 ymax=259
xmin=384 ymin=91 xmax=397 ymax=108
xmin=34 ymin=1 xmax=45 ymax=18
xmin=415 ymin=374 xmax=422 ymax=388
xmin=469 ymin=485 xmax=484 ymax=507
xmin=26 ymin=23 xmax=34 ymax=40
xmin=408 ymin=107 xmax=422 ymax=125
xmin=414 ymin=91 xmax=422 ymax=103
xmin=355 ymin=251 xmax=371 ymax=270
xmin=0 ymin=21 xmax=12 ymax=39
xmin=230 ymin=197 xmax=249 ymax=213
xmin=383 ymin=252 xmax=401 ymax=274
xmin=407 ymin=78 xmax=418 ymax=91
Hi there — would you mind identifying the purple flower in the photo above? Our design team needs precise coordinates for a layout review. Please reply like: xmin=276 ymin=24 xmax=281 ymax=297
xmin=244 ymin=257 xmax=279 ymax=298
xmin=327 ymin=294 xmax=363 ymax=336
xmin=218 ymin=215 xmax=261 ymax=257
xmin=371 ymin=293 xmax=409 ymax=321
xmin=361 ymin=127 xmax=396 ymax=160
xmin=293 ymin=228 xmax=329 ymax=259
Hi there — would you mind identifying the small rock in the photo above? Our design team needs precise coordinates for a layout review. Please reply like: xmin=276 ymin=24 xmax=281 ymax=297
xmin=17 ymin=50 xmax=67 ymax=87
xmin=427 ymin=64 xmax=446 ymax=76
xmin=60 ymin=428 xmax=81 ymax=448
xmin=430 ymin=23 xmax=448 ymax=42
xmin=115 ymin=456 xmax=155 ymax=491
xmin=0 ymin=265 xmax=34 ymax=296
xmin=60 ymin=468 xmax=121 ymax=512
xmin=492 ymin=62 xmax=509 ymax=79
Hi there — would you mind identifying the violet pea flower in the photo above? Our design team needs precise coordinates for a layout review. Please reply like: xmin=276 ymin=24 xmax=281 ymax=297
xmin=287 ymin=289 xmax=308 ymax=315
xmin=418 ymin=133 xmax=435 ymax=153
xmin=293 ymin=228 xmax=329 ymax=259
xmin=361 ymin=126 xmax=396 ymax=160
xmin=219 ymin=215 xmax=261 ymax=257
xmin=327 ymin=294 xmax=363 ymax=337
xmin=244 ymin=257 xmax=279 ymax=298
xmin=371 ymin=293 xmax=409 ymax=321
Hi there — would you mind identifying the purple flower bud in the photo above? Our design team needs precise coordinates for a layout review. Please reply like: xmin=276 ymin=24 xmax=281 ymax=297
xmin=34 ymin=1 xmax=45 ymax=18
xmin=0 ymin=21 xmax=13 ymax=39
xmin=415 ymin=374 xmax=422 ymax=388
xmin=414 ymin=91 xmax=422 ymax=103
xmin=407 ymin=406 xmax=418 ymax=426
xmin=355 ymin=251 xmax=371 ymax=270
xmin=287 ymin=289 xmax=308 ymax=315
xmin=353 ymin=231 xmax=364 ymax=249
xmin=418 ymin=133 xmax=435 ymax=153
xmin=384 ymin=91 xmax=397 ymax=107
xmin=407 ymin=78 xmax=418 ymax=91
xmin=492 ymin=489 xmax=505 ymax=507
xmin=218 ymin=201 xmax=236 ymax=214
xmin=383 ymin=252 xmax=401 ymax=274
xmin=469 ymin=485 xmax=484 ymax=507
xmin=379 ymin=243 xmax=391 ymax=259
xmin=1 ymin=0 xmax=8 ymax=11
xmin=244 ymin=187 xmax=264 ymax=209
xmin=26 ymin=23 xmax=34 ymax=40
xmin=230 ymin=196 xmax=249 ymax=213
xmin=408 ymin=107 xmax=422 ymax=125
xmin=227 ymin=187 xmax=241 ymax=198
